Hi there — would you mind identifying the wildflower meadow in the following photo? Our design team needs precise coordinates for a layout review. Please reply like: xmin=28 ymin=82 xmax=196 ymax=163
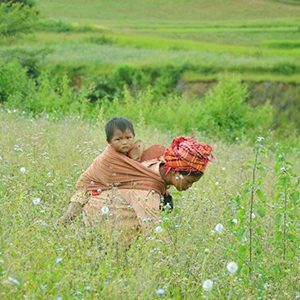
xmin=1 ymin=110 xmax=299 ymax=299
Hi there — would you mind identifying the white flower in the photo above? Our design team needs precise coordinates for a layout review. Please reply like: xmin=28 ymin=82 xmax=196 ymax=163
xmin=204 ymin=248 xmax=210 ymax=254
xmin=232 ymin=219 xmax=238 ymax=224
xmin=32 ymin=198 xmax=41 ymax=205
xmin=280 ymin=167 xmax=286 ymax=172
xmin=101 ymin=206 xmax=109 ymax=215
xmin=227 ymin=261 xmax=238 ymax=274
xmin=215 ymin=181 xmax=219 ymax=186
xmin=8 ymin=277 xmax=20 ymax=285
xmin=13 ymin=145 xmax=23 ymax=152
xmin=154 ymin=226 xmax=163 ymax=233
xmin=251 ymin=213 xmax=256 ymax=219
xmin=221 ymin=167 xmax=226 ymax=171
xmin=56 ymin=257 xmax=63 ymax=263
xmin=256 ymin=136 xmax=264 ymax=143
xmin=202 ymin=279 xmax=213 ymax=291
xmin=214 ymin=223 xmax=224 ymax=234
xmin=20 ymin=167 xmax=26 ymax=173
xmin=156 ymin=288 xmax=165 ymax=295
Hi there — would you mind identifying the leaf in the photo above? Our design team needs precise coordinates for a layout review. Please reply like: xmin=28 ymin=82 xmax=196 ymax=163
xmin=256 ymin=189 xmax=266 ymax=203
xmin=257 ymin=207 xmax=266 ymax=218
xmin=236 ymin=228 xmax=246 ymax=241
xmin=286 ymin=233 xmax=296 ymax=241
xmin=238 ymin=245 xmax=247 ymax=257
xmin=275 ymin=213 xmax=282 ymax=225
xmin=275 ymin=231 xmax=282 ymax=241
xmin=255 ymin=227 xmax=262 ymax=236
xmin=290 ymin=191 xmax=299 ymax=205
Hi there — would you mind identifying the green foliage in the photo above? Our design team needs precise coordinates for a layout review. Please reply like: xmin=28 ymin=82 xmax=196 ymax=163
xmin=88 ymin=64 xmax=186 ymax=102
xmin=0 ymin=60 xmax=91 ymax=116
xmin=0 ymin=2 xmax=38 ymax=38
xmin=0 ymin=61 xmax=275 ymax=141
xmin=273 ymin=148 xmax=299 ymax=260
xmin=0 ymin=47 xmax=50 ymax=78
xmin=0 ymin=60 xmax=35 ymax=104
xmin=1 ymin=0 xmax=36 ymax=8
xmin=196 ymin=76 xmax=273 ymax=141
xmin=36 ymin=19 xmax=73 ymax=33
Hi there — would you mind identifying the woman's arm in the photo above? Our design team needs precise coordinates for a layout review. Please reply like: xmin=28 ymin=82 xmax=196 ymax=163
xmin=57 ymin=189 xmax=88 ymax=225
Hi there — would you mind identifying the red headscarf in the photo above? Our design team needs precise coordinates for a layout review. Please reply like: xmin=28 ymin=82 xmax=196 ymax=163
xmin=164 ymin=136 xmax=214 ymax=174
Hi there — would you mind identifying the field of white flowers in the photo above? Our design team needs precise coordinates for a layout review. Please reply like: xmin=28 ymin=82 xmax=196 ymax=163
xmin=0 ymin=110 xmax=299 ymax=299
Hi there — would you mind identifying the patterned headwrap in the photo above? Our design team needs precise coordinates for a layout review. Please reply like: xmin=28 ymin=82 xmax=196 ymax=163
xmin=164 ymin=136 xmax=214 ymax=174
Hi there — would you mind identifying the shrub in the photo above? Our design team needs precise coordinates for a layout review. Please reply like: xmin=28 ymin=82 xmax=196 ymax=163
xmin=0 ymin=2 xmax=38 ymax=38
xmin=196 ymin=76 xmax=273 ymax=141
xmin=0 ymin=47 xmax=51 ymax=78
xmin=1 ymin=0 xmax=36 ymax=7
xmin=0 ymin=60 xmax=90 ymax=116
xmin=0 ymin=60 xmax=35 ymax=104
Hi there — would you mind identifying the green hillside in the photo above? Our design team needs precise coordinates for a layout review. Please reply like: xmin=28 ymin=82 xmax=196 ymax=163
xmin=36 ymin=0 xmax=300 ymax=24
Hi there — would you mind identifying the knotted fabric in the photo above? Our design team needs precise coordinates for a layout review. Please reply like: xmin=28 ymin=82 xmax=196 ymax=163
xmin=76 ymin=145 xmax=167 ymax=195
xmin=164 ymin=136 xmax=214 ymax=174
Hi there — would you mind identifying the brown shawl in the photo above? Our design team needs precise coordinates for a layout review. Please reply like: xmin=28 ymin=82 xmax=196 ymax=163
xmin=76 ymin=145 xmax=167 ymax=195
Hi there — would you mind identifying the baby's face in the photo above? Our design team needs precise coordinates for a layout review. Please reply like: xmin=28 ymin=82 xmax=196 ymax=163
xmin=109 ymin=128 xmax=135 ymax=154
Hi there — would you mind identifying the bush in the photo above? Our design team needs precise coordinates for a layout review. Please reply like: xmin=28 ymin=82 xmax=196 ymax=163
xmin=87 ymin=65 xmax=186 ymax=102
xmin=97 ymin=76 xmax=273 ymax=142
xmin=0 ymin=47 xmax=51 ymax=78
xmin=0 ymin=60 xmax=91 ymax=116
xmin=0 ymin=62 xmax=275 ymax=142
xmin=0 ymin=2 xmax=38 ymax=38
xmin=199 ymin=76 xmax=273 ymax=141
xmin=1 ymin=0 xmax=36 ymax=7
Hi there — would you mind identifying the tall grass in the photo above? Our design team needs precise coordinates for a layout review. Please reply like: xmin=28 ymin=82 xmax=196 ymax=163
xmin=1 ymin=111 xmax=299 ymax=299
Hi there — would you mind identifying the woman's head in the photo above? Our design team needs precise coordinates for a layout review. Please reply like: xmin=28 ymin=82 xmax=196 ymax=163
xmin=105 ymin=117 xmax=135 ymax=154
xmin=169 ymin=171 xmax=203 ymax=191
xmin=162 ymin=136 xmax=214 ymax=191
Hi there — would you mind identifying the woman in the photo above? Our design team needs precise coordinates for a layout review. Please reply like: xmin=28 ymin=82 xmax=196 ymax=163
xmin=59 ymin=136 xmax=214 ymax=233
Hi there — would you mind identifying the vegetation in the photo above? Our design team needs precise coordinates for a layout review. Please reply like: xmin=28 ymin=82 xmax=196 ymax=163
xmin=1 ymin=1 xmax=299 ymax=298
xmin=1 ymin=111 xmax=299 ymax=299
xmin=0 ymin=2 xmax=38 ymax=38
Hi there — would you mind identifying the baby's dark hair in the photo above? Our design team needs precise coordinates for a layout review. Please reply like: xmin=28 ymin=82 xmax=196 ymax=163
xmin=105 ymin=117 xmax=135 ymax=142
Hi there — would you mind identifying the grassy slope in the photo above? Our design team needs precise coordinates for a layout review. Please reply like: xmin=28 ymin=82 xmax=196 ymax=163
xmin=1 ymin=1 xmax=299 ymax=81
xmin=36 ymin=0 xmax=300 ymax=23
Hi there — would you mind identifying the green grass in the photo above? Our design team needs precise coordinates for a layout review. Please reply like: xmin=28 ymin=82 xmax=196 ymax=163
xmin=2 ymin=29 xmax=300 ymax=82
xmin=36 ymin=0 xmax=300 ymax=23
xmin=2 ymin=1 xmax=300 ymax=82
xmin=1 ymin=111 xmax=299 ymax=299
